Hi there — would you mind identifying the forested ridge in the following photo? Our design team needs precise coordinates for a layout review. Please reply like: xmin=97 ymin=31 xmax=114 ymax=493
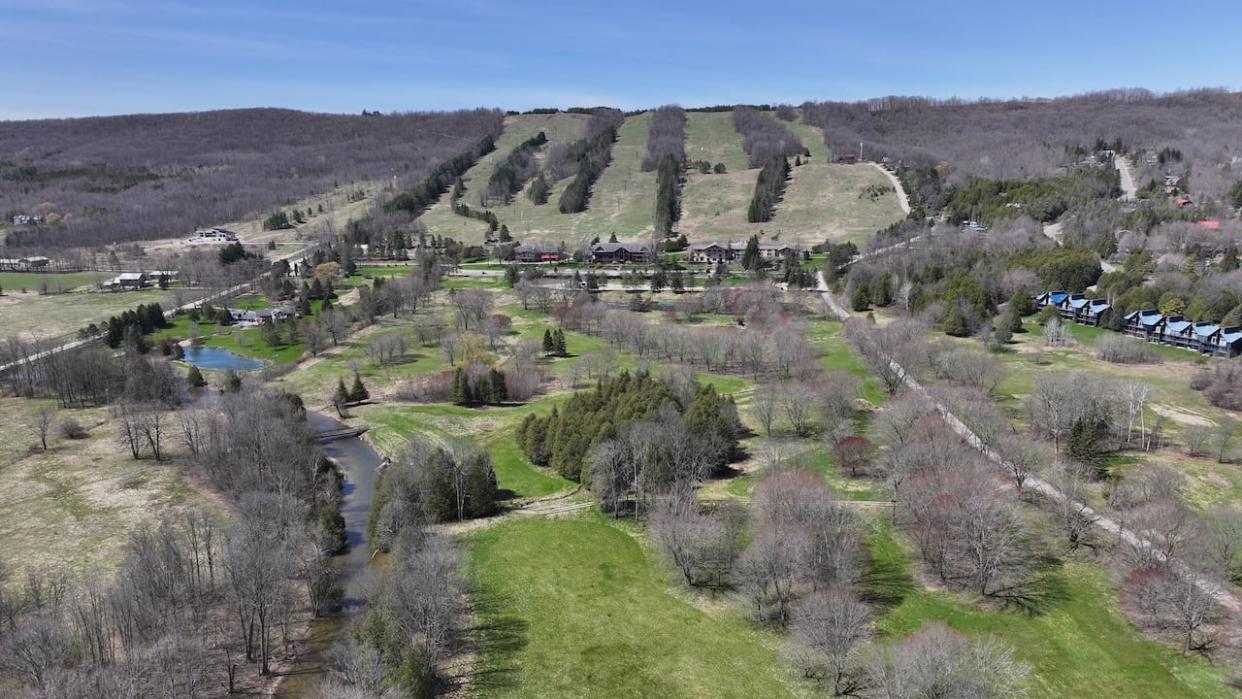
xmin=802 ymin=89 xmax=1242 ymax=199
xmin=1 ymin=107 xmax=503 ymax=249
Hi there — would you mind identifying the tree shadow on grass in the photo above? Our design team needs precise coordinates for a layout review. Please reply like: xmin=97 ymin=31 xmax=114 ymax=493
xmin=859 ymin=539 xmax=915 ymax=609
xmin=457 ymin=589 xmax=530 ymax=693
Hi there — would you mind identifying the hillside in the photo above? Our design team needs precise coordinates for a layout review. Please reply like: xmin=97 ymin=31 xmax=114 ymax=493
xmin=678 ymin=112 xmax=905 ymax=245
xmin=416 ymin=108 xmax=907 ymax=248
xmin=0 ymin=108 xmax=504 ymax=249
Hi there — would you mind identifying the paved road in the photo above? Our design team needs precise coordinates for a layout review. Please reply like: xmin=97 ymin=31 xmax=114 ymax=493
xmin=816 ymin=271 xmax=1240 ymax=614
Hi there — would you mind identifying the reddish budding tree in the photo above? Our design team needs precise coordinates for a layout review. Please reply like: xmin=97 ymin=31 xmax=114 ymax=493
xmin=832 ymin=436 xmax=872 ymax=477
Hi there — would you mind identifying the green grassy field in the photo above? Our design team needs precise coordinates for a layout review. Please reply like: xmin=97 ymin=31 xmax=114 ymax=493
xmin=468 ymin=515 xmax=808 ymax=699
xmin=0 ymin=286 xmax=177 ymax=340
xmin=158 ymin=315 xmax=306 ymax=363
xmin=866 ymin=523 xmax=1235 ymax=699
xmin=0 ymin=271 xmax=111 ymax=292
xmin=677 ymin=112 xmax=905 ymax=246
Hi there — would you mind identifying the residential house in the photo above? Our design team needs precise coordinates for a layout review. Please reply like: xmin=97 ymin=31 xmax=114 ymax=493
xmin=188 ymin=227 xmax=239 ymax=244
xmin=1035 ymin=290 xmax=1069 ymax=308
xmin=227 ymin=307 xmax=294 ymax=325
xmin=103 ymin=272 xmax=148 ymax=290
xmin=1082 ymin=299 xmax=1111 ymax=326
xmin=591 ymin=242 xmax=652 ymax=264
xmin=1163 ymin=316 xmax=1195 ymax=348
xmin=1220 ymin=327 xmax=1242 ymax=358
xmin=1059 ymin=294 xmax=1091 ymax=322
xmin=1122 ymin=309 xmax=1166 ymax=341
xmin=1191 ymin=322 xmax=1222 ymax=355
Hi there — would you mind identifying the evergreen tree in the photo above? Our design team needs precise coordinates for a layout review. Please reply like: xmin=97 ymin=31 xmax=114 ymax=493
xmin=553 ymin=329 xmax=568 ymax=356
xmin=542 ymin=329 xmax=555 ymax=354
xmin=186 ymin=365 xmax=207 ymax=388
xmin=527 ymin=172 xmax=549 ymax=205
xmin=504 ymin=265 xmax=520 ymax=288
xmin=1008 ymin=288 xmax=1035 ymax=316
xmin=349 ymin=373 xmax=370 ymax=403
xmin=850 ymin=284 xmax=870 ymax=312
xmin=332 ymin=379 xmax=350 ymax=417
xmin=741 ymin=235 xmax=762 ymax=271
xmin=1221 ymin=245 xmax=1240 ymax=272
xmin=992 ymin=315 xmax=1014 ymax=346
xmin=487 ymin=369 xmax=507 ymax=404
xmin=942 ymin=303 xmax=970 ymax=337
xmin=104 ymin=317 xmax=124 ymax=348
xmin=498 ymin=225 xmax=512 ymax=242
xmin=449 ymin=367 xmax=472 ymax=405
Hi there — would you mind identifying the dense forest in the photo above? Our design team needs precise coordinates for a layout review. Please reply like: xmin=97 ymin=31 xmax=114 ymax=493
xmin=1 ymin=108 xmax=503 ymax=249
xmin=802 ymin=89 xmax=1242 ymax=199
xmin=733 ymin=106 xmax=803 ymax=168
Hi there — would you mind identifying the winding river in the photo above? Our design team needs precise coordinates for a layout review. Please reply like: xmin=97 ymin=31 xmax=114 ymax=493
xmin=275 ymin=411 xmax=384 ymax=696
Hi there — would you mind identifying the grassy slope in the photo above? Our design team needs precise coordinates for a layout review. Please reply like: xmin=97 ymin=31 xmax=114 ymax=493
xmin=468 ymin=515 xmax=807 ymax=699
xmin=491 ymin=111 xmax=658 ymax=245
xmin=867 ymin=523 xmax=1234 ymax=699
xmin=418 ymin=112 xmax=592 ymax=244
xmin=678 ymin=112 xmax=904 ymax=246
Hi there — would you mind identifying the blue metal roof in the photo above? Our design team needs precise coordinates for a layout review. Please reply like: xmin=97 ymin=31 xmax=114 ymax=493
xmin=1068 ymin=297 xmax=1090 ymax=309
xmin=1192 ymin=323 xmax=1220 ymax=337
xmin=1165 ymin=319 xmax=1192 ymax=334
xmin=1222 ymin=327 xmax=1242 ymax=345
xmin=1048 ymin=291 xmax=1069 ymax=305
xmin=1138 ymin=311 xmax=1164 ymax=327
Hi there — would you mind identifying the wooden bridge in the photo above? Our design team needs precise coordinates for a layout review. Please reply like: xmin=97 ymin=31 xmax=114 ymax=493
xmin=314 ymin=426 xmax=369 ymax=443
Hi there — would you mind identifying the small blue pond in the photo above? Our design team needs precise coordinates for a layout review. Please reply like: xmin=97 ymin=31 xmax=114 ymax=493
xmin=182 ymin=346 xmax=263 ymax=372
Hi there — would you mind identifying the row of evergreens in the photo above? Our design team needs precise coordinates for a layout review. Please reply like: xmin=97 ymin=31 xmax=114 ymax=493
xmin=486 ymin=131 xmax=548 ymax=204
xmin=747 ymin=156 xmax=791 ymax=223
xmin=383 ymin=135 xmax=497 ymax=216
xmin=558 ymin=109 xmax=624 ymax=213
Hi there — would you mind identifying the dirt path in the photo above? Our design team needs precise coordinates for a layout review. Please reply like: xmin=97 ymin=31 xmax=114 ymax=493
xmin=871 ymin=163 xmax=911 ymax=214
xmin=1115 ymin=155 xmax=1138 ymax=200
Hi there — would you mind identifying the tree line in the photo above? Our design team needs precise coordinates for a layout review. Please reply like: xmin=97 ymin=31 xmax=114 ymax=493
xmin=556 ymin=109 xmax=624 ymax=214
xmin=383 ymin=134 xmax=497 ymax=217
xmin=748 ymin=156 xmax=791 ymax=223
xmin=484 ymin=131 xmax=548 ymax=205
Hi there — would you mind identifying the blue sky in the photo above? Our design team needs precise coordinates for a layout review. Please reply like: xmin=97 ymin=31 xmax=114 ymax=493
xmin=1 ymin=0 xmax=1239 ymax=119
